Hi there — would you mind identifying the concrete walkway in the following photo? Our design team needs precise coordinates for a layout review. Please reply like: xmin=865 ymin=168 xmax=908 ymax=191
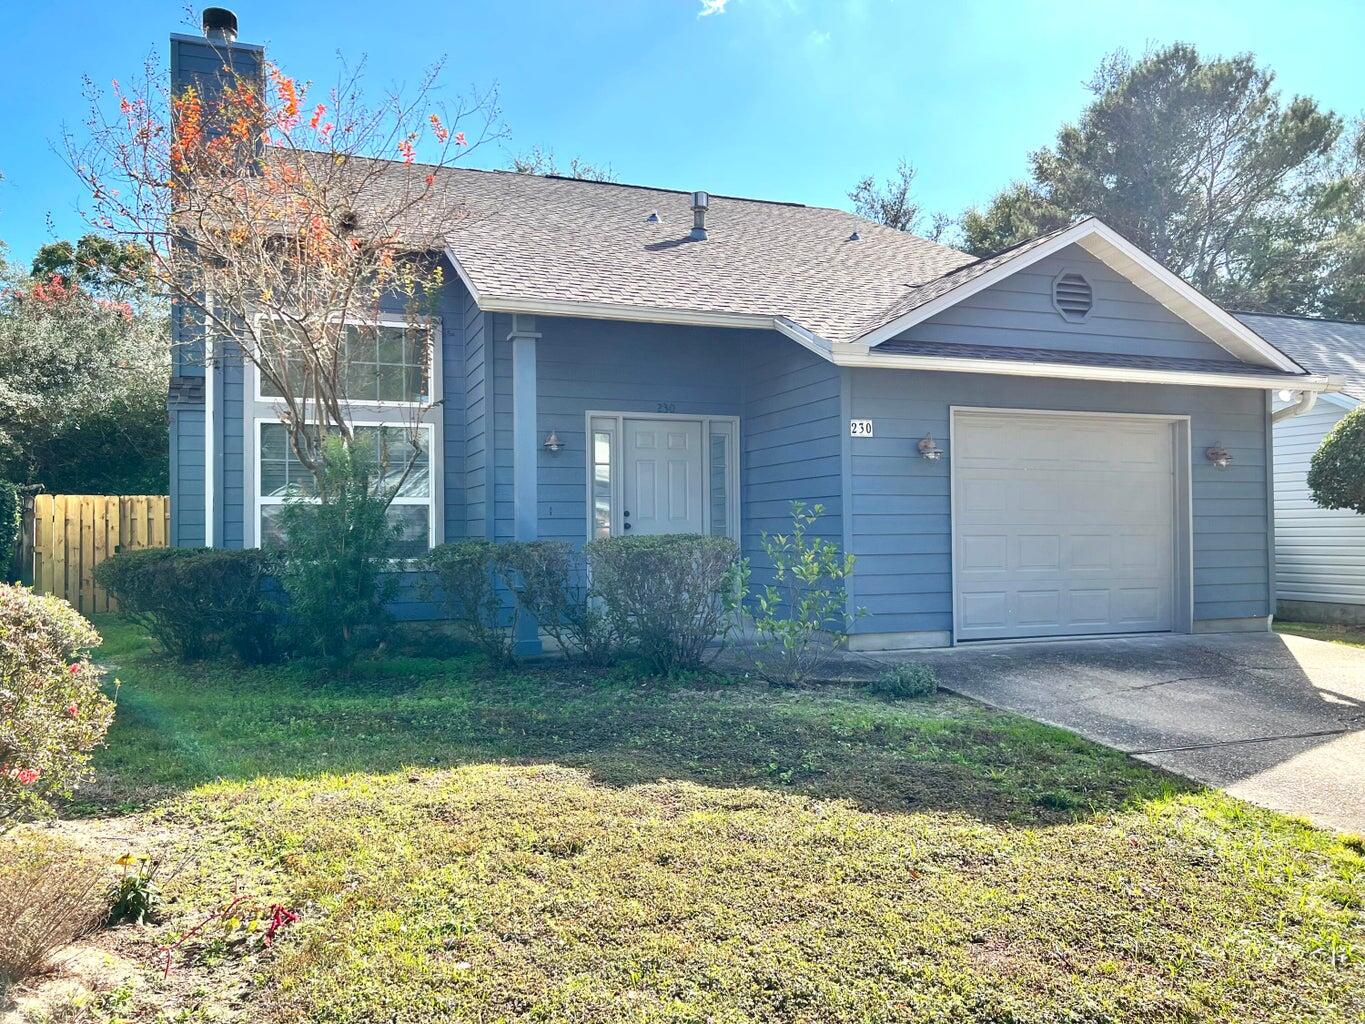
xmin=892 ymin=632 xmax=1365 ymax=833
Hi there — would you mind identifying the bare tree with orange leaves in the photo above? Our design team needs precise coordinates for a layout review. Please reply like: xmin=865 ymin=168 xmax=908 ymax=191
xmin=67 ymin=45 xmax=502 ymax=476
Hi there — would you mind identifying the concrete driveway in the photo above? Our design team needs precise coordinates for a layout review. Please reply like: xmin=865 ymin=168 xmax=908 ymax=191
xmin=906 ymin=632 xmax=1365 ymax=832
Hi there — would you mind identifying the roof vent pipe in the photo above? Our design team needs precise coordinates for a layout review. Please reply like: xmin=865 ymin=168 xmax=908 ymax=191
xmin=202 ymin=7 xmax=239 ymax=42
xmin=690 ymin=191 xmax=709 ymax=241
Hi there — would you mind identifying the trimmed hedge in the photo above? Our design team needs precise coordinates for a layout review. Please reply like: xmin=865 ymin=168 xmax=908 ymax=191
xmin=586 ymin=533 xmax=744 ymax=674
xmin=1308 ymin=406 xmax=1365 ymax=515
xmin=95 ymin=548 xmax=283 ymax=662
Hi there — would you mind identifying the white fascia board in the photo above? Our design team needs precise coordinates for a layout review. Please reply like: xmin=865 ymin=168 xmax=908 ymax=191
xmin=825 ymin=345 xmax=1337 ymax=392
xmin=855 ymin=218 xmax=1306 ymax=374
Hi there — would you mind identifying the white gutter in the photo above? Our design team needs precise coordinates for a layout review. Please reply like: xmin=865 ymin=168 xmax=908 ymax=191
xmin=1272 ymin=390 xmax=1319 ymax=423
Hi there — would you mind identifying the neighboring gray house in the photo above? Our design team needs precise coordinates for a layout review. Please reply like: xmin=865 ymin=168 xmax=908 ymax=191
xmin=1237 ymin=313 xmax=1365 ymax=624
xmin=168 ymin=16 xmax=1341 ymax=652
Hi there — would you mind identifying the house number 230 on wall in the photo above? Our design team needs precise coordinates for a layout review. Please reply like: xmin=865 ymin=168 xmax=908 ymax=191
xmin=849 ymin=419 xmax=874 ymax=438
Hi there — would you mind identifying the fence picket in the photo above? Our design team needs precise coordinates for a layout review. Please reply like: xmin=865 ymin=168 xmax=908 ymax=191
xmin=21 ymin=495 xmax=169 ymax=610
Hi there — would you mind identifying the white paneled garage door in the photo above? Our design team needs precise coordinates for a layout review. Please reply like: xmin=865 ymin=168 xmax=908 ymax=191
xmin=952 ymin=410 xmax=1179 ymax=641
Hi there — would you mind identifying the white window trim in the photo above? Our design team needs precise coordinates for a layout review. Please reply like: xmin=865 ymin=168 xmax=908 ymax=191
xmin=583 ymin=411 xmax=741 ymax=544
xmin=249 ymin=311 xmax=442 ymax=410
xmin=253 ymin=417 xmax=439 ymax=556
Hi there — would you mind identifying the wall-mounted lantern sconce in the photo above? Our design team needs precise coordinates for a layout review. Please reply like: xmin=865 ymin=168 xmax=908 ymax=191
xmin=918 ymin=433 xmax=944 ymax=461
xmin=543 ymin=430 xmax=564 ymax=453
xmin=1206 ymin=444 xmax=1232 ymax=469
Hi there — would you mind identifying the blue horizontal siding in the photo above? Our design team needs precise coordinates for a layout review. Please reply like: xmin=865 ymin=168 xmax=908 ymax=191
xmin=898 ymin=244 xmax=1235 ymax=362
xmin=847 ymin=370 xmax=1271 ymax=635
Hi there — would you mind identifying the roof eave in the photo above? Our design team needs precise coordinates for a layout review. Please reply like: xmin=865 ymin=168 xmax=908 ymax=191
xmin=826 ymin=346 xmax=1338 ymax=392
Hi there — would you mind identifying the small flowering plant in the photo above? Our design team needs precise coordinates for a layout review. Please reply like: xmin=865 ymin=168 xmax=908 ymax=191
xmin=1 ymin=584 xmax=116 ymax=827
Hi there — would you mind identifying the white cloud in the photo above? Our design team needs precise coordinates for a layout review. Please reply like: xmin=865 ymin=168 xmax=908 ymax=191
xmin=807 ymin=28 xmax=831 ymax=45
xmin=697 ymin=0 xmax=730 ymax=16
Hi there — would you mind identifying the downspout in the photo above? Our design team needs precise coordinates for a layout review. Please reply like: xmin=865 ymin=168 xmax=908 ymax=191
xmin=1271 ymin=390 xmax=1317 ymax=423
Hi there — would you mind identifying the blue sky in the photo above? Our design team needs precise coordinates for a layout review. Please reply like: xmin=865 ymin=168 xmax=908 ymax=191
xmin=1 ymin=0 xmax=1362 ymax=265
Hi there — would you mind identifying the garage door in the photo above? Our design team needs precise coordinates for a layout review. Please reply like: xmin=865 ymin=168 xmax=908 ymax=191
xmin=952 ymin=411 xmax=1178 ymax=641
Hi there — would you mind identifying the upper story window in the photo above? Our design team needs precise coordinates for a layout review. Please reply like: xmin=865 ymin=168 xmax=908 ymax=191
xmin=257 ymin=319 xmax=435 ymax=406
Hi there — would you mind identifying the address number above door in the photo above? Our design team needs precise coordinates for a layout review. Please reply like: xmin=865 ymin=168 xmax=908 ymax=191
xmin=849 ymin=419 xmax=874 ymax=438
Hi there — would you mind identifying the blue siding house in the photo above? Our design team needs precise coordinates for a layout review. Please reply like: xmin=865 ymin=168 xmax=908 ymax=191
xmin=168 ymin=16 xmax=1340 ymax=651
xmin=1237 ymin=312 xmax=1365 ymax=624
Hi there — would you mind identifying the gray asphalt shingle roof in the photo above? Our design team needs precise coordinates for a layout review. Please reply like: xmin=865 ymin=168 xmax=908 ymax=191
xmin=1235 ymin=312 xmax=1365 ymax=401
xmin=371 ymin=160 xmax=977 ymax=342
xmin=329 ymin=154 xmax=1329 ymax=384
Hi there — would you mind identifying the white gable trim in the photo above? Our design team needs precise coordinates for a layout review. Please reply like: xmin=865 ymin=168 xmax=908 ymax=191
xmin=856 ymin=219 xmax=1306 ymax=374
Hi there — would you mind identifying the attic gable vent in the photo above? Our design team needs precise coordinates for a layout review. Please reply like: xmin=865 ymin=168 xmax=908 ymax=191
xmin=1052 ymin=271 xmax=1094 ymax=322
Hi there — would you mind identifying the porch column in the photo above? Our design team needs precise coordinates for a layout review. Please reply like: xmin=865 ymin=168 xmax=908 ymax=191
xmin=509 ymin=314 xmax=542 ymax=654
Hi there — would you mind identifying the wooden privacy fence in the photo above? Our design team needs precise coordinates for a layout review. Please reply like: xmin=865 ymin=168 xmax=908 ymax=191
xmin=24 ymin=495 xmax=169 ymax=615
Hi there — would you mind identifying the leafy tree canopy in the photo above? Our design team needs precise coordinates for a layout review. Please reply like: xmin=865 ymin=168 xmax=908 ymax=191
xmin=854 ymin=45 xmax=1365 ymax=318
xmin=848 ymin=160 xmax=949 ymax=241
xmin=31 ymin=234 xmax=152 ymax=301
xmin=0 ymin=242 xmax=169 ymax=493
xmin=960 ymin=44 xmax=1355 ymax=313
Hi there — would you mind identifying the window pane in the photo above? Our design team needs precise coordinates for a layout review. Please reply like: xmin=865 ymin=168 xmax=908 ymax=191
xmin=376 ymin=326 xmax=406 ymax=364
xmin=710 ymin=428 xmax=730 ymax=537
xmin=260 ymin=423 xmax=316 ymax=497
xmin=376 ymin=363 xmax=406 ymax=402
xmin=259 ymin=504 xmax=287 ymax=548
xmin=592 ymin=429 xmax=612 ymax=540
xmin=346 ymin=360 xmax=379 ymax=402
xmin=387 ymin=505 xmax=430 ymax=558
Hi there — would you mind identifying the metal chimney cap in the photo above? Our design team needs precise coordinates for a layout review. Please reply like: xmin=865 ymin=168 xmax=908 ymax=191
xmin=202 ymin=7 xmax=239 ymax=41
xmin=691 ymin=191 xmax=710 ymax=210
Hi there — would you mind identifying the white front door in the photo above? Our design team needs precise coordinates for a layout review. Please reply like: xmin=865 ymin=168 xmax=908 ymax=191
xmin=623 ymin=418 xmax=705 ymax=536
xmin=952 ymin=411 xmax=1178 ymax=641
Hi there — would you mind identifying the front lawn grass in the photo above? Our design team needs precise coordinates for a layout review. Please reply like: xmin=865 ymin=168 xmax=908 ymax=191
xmin=1277 ymin=619 xmax=1365 ymax=649
xmin=80 ymin=619 xmax=1364 ymax=1022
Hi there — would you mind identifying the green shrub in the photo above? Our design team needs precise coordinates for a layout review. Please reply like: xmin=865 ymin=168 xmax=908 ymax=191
xmin=867 ymin=663 xmax=939 ymax=700
xmin=751 ymin=502 xmax=864 ymax=686
xmin=1309 ymin=406 xmax=1365 ymax=514
xmin=586 ymin=533 xmax=745 ymax=674
xmin=276 ymin=436 xmax=399 ymax=664
xmin=423 ymin=540 xmax=514 ymax=666
xmin=0 ymin=481 xmax=18 ymax=583
xmin=0 ymin=584 xmax=116 ymax=826
xmin=96 ymin=547 xmax=283 ymax=662
xmin=497 ymin=540 xmax=619 ymax=665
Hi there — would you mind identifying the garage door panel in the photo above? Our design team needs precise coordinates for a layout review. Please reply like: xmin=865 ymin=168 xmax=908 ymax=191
xmin=1018 ymin=534 xmax=1061 ymax=570
xmin=1017 ymin=590 xmax=1062 ymax=626
xmin=961 ymin=591 xmax=1009 ymax=630
xmin=953 ymin=412 xmax=1177 ymax=641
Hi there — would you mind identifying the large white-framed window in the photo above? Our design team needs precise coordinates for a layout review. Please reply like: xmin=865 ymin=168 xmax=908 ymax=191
xmin=251 ymin=314 xmax=438 ymax=409
xmin=585 ymin=411 xmax=740 ymax=542
xmin=246 ymin=311 xmax=443 ymax=555
xmin=254 ymin=419 xmax=437 ymax=559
